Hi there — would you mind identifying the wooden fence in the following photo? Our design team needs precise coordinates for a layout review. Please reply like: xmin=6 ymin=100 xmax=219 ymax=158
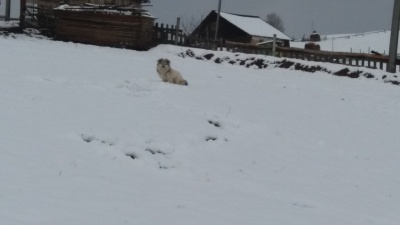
xmin=154 ymin=30 xmax=400 ymax=72
xmin=153 ymin=22 xmax=185 ymax=45
xmin=276 ymin=46 xmax=400 ymax=71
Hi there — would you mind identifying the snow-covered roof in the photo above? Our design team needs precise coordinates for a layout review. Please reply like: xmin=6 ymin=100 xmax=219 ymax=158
xmin=54 ymin=4 xmax=154 ymax=18
xmin=218 ymin=11 xmax=291 ymax=41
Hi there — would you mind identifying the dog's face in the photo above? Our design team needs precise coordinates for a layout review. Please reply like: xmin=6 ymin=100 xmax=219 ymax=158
xmin=157 ymin=58 xmax=171 ymax=72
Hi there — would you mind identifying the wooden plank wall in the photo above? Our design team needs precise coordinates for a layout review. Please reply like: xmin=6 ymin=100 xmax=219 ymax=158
xmin=36 ymin=0 xmax=150 ymax=28
xmin=54 ymin=10 xmax=154 ymax=50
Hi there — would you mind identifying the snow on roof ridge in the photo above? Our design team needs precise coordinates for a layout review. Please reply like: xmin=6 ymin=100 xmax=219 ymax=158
xmin=215 ymin=11 xmax=260 ymax=18
xmin=216 ymin=11 xmax=291 ymax=41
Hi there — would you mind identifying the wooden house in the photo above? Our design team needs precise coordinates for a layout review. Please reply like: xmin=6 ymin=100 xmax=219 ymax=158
xmin=34 ymin=0 xmax=154 ymax=49
xmin=190 ymin=11 xmax=291 ymax=47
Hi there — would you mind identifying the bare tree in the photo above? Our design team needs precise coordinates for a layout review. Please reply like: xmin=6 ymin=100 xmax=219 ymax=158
xmin=181 ymin=15 xmax=205 ymax=36
xmin=265 ymin=13 xmax=285 ymax=33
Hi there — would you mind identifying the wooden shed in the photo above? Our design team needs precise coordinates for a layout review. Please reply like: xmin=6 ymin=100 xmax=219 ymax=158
xmin=190 ymin=11 xmax=291 ymax=47
xmin=36 ymin=0 xmax=154 ymax=50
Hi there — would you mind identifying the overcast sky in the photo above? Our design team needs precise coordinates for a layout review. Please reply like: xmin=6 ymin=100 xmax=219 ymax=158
xmin=147 ymin=0 xmax=394 ymax=38
xmin=1 ymin=0 xmax=395 ymax=38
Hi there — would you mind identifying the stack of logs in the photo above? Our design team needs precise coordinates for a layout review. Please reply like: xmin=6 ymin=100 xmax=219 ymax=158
xmin=53 ymin=9 xmax=154 ymax=50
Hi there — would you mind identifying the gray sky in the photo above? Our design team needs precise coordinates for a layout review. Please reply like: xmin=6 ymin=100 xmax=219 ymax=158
xmin=1 ymin=0 xmax=394 ymax=38
xmin=147 ymin=0 xmax=394 ymax=39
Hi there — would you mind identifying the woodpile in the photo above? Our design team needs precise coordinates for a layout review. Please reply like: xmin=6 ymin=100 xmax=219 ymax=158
xmin=38 ymin=0 xmax=150 ymax=9
xmin=54 ymin=9 xmax=155 ymax=50
xmin=305 ymin=42 xmax=320 ymax=51
xmin=35 ymin=0 xmax=155 ymax=50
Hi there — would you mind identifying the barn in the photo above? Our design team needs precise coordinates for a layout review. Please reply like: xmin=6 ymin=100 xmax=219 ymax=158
xmin=190 ymin=10 xmax=291 ymax=47
xmin=34 ymin=0 xmax=154 ymax=50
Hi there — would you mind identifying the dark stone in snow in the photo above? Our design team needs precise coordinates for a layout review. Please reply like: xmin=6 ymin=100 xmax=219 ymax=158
xmin=203 ymin=53 xmax=214 ymax=60
xmin=215 ymin=58 xmax=223 ymax=64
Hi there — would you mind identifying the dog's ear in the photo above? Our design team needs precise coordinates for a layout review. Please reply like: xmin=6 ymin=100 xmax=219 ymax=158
xmin=166 ymin=59 xmax=170 ymax=65
xmin=157 ymin=58 xmax=162 ymax=64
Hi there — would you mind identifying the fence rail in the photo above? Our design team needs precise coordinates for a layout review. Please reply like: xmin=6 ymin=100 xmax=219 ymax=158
xmin=153 ymin=22 xmax=185 ymax=45
xmin=276 ymin=46 xmax=400 ymax=71
xmin=154 ymin=25 xmax=400 ymax=72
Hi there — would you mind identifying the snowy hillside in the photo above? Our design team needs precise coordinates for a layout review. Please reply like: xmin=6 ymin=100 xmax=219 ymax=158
xmin=1 ymin=30 xmax=400 ymax=225
xmin=291 ymin=30 xmax=395 ymax=54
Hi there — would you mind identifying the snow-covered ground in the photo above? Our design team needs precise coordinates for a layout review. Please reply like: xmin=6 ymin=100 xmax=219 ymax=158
xmin=1 ymin=30 xmax=400 ymax=225
xmin=291 ymin=30 xmax=395 ymax=54
xmin=0 ymin=20 xmax=19 ymax=28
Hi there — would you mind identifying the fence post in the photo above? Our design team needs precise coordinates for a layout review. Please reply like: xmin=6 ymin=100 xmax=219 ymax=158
xmin=20 ymin=0 xmax=27 ymax=29
xmin=272 ymin=34 xmax=277 ymax=57
xmin=387 ymin=0 xmax=400 ymax=73
xmin=160 ymin=23 xmax=165 ymax=43
xmin=171 ymin=25 xmax=175 ymax=42
xmin=154 ymin=23 xmax=158 ymax=42
xmin=175 ymin=17 xmax=180 ymax=45
xmin=167 ymin=24 xmax=170 ymax=42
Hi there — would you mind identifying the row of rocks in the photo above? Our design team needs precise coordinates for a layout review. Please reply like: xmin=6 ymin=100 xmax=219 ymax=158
xmin=178 ymin=49 xmax=399 ymax=85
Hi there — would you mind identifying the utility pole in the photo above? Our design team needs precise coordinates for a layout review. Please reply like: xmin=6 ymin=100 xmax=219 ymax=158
xmin=214 ymin=0 xmax=222 ymax=42
xmin=20 ymin=0 xmax=27 ymax=29
xmin=5 ymin=0 xmax=11 ymax=21
xmin=387 ymin=0 xmax=400 ymax=73
xmin=311 ymin=19 xmax=315 ymax=33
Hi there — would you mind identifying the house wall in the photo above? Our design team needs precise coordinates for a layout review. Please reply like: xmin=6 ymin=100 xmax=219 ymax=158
xmin=191 ymin=12 xmax=251 ymax=43
xmin=191 ymin=13 xmax=217 ymax=39
xmin=251 ymin=35 xmax=290 ymax=47
xmin=251 ymin=36 xmax=274 ymax=44
xmin=218 ymin=18 xmax=251 ymax=43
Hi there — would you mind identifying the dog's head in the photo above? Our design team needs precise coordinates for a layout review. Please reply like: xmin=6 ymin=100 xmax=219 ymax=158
xmin=157 ymin=58 xmax=171 ymax=71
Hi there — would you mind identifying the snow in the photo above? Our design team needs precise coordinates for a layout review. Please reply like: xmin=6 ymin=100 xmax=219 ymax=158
xmin=291 ymin=30 xmax=395 ymax=54
xmin=218 ymin=11 xmax=291 ymax=41
xmin=0 ymin=20 xmax=19 ymax=28
xmin=54 ymin=4 xmax=154 ymax=17
xmin=1 ymin=31 xmax=400 ymax=225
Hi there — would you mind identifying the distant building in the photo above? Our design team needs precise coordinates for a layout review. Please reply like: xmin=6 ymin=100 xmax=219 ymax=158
xmin=190 ymin=11 xmax=291 ymax=47
xmin=309 ymin=31 xmax=321 ymax=42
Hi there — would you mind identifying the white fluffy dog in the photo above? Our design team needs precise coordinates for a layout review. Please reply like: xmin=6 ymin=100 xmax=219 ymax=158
xmin=156 ymin=58 xmax=188 ymax=86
